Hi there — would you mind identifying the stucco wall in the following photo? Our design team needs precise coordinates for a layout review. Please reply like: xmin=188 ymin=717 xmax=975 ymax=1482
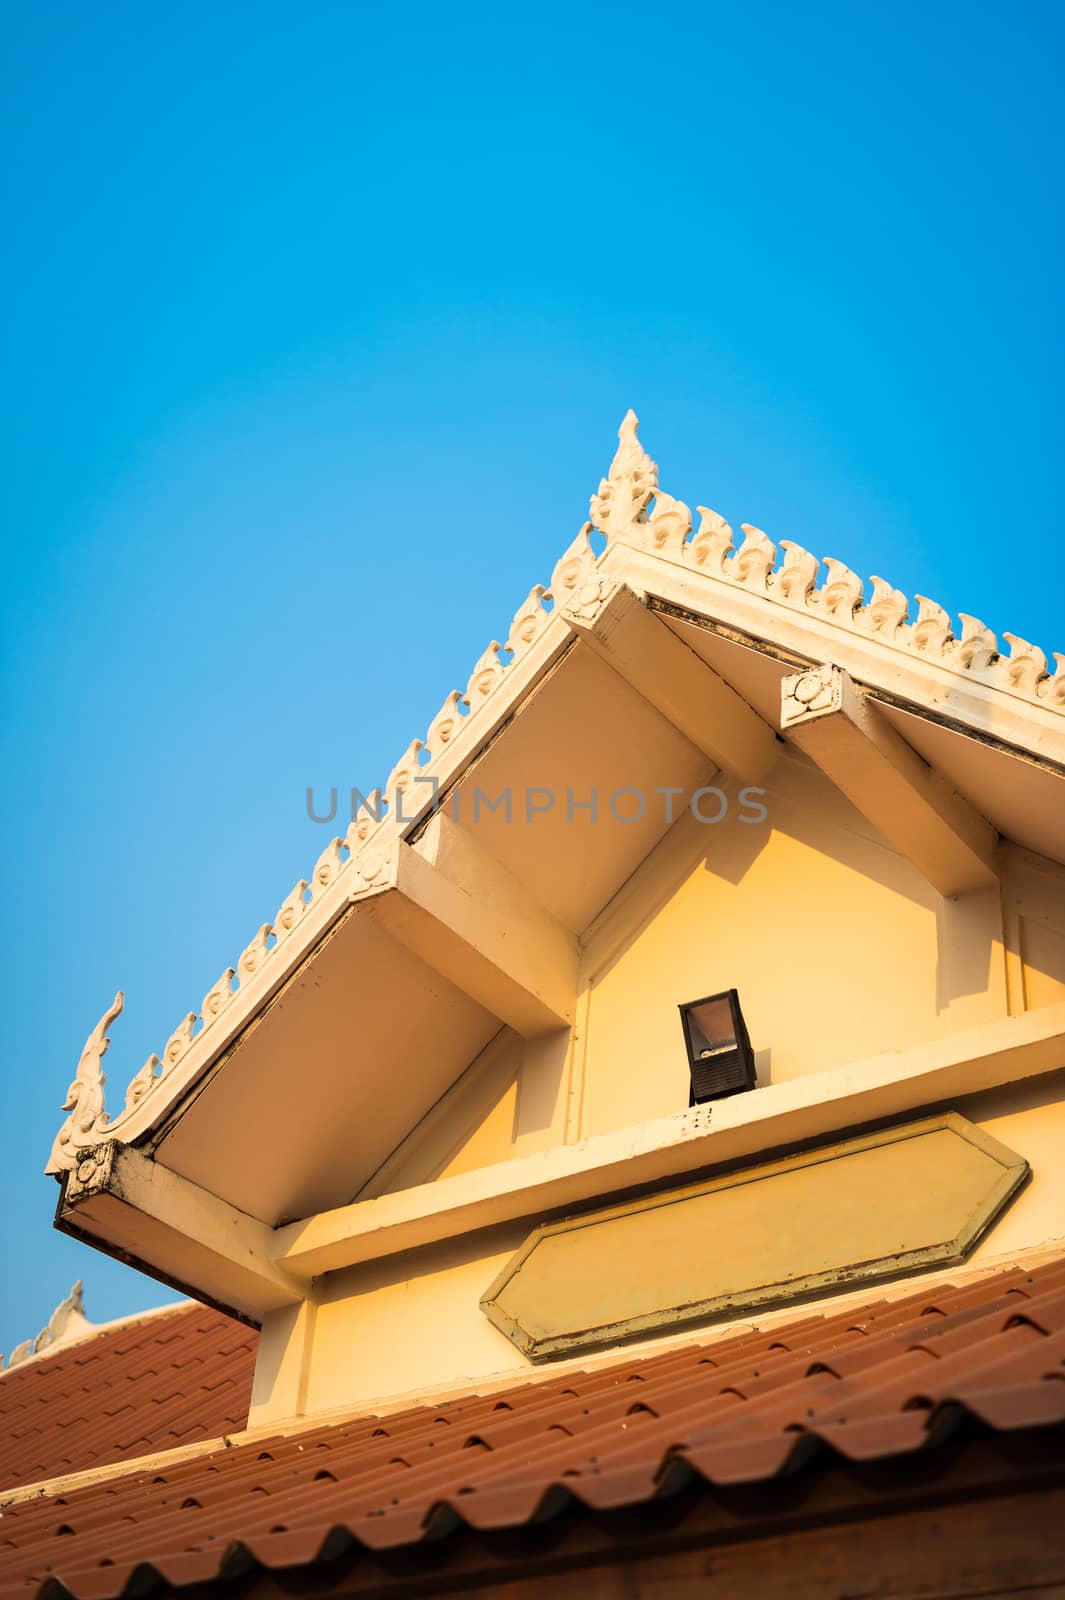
xmin=362 ymin=752 xmax=1065 ymax=1195
xmin=577 ymin=752 xmax=1009 ymax=1139
xmin=263 ymin=1072 xmax=1065 ymax=1421
xmin=248 ymin=753 xmax=1065 ymax=1423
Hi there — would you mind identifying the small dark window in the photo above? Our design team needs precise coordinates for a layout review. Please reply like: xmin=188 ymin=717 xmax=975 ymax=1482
xmin=678 ymin=989 xmax=755 ymax=1104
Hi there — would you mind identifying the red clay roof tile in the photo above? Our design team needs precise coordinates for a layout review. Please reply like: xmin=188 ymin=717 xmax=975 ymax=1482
xmin=0 ymin=1305 xmax=256 ymax=1491
xmin=2 ymin=1255 xmax=1064 ymax=1599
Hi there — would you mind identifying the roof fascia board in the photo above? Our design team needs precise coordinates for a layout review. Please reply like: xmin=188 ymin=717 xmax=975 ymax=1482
xmin=272 ymin=999 xmax=1065 ymax=1282
xmin=55 ymin=1142 xmax=303 ymax=1322
xmin=605 ymin=543 xmax=1065 ymax=768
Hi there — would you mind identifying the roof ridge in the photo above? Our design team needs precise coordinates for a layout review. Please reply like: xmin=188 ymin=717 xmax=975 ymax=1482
xmin=1 ymin=1283 xmax=91 ymax=1374
xmin=0 ymin=1294 xmax=192 ymax=1379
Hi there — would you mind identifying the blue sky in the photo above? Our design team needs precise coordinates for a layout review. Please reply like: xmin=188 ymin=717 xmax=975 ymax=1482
xmin=1 ymin=1 xmax=1061 ymax=1353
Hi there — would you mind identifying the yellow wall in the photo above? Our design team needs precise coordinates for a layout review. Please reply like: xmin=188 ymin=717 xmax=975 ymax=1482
xmin=299 ymin=1224 xmax=525 ymax=1418
xmin=575 ymin=755 xmax=1065 ymax=1141
xmin=354 ymin=1029 xmax=522 ymax=1199
xmin=363 ymin=753 xmax=1065 ymax=1191
xmin=1004 ymin=846 xmax=1065 ymax=1014
xmin=258 ymin=748 xmax=1065 ymax=1424
xmin=272 ymin=1071 xmax=1065 ymax=1420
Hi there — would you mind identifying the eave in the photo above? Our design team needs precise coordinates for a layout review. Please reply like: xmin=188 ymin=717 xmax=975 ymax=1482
xmin=51 ymin=999 xmax=1065 ymax=1323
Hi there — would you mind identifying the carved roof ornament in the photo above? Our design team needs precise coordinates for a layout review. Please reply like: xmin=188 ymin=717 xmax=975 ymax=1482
xmin=643 ymin=491 xmax=692 ymax=560
xmin=44 ymin=411 xmax=1064 ymax=1173
xmin=729 ymin=524 xmax=776 ymax=591
xmin=819 ymin=557 xmax=863 ymax=618
xmin=548 ymin=524 xmax=597 ymax=606
xmin=589 ymin=409 xmax=659 ymax=540
xmin=506 ymin=587 xmax=551 ymax=660
xmin=425 ymin=690 xmax=467 ymax=752
xmin=912 ymin=595 xmax=953 ymax=655
xmin=561 ymin=573 xmax=618 ymax=626
xmin=780 ymin=662 xmax=846 ymax=727
xmin=1003 ymin=633 xmax=1048 ymax=694
xmin=46 ymin=993 xmax=123 ymax=1175
xmin=777 ymin=539 xmax=820 ymax=605
xmin=466 ymin=643 xmax=506 ymax=706
xmin=956 ymin=613 xmax=998 ymax=671
xmin=689 ymin=507 xmax=734 ymax=573
xmin=123 ymin=1052 xmax=161 ymax=1114
xmin=3 ymin=1281 xmax=93 ymax=1371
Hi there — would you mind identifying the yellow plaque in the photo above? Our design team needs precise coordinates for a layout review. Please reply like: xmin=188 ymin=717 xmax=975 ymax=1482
xmin=480 ymin=1113 xmax=1027 ymax=1361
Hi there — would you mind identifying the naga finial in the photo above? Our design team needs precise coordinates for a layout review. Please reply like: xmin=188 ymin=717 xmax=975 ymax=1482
xmin=45 ymin=991 xmax=123 ymax=1175
xmin=589 ymin=410 xmax=658 ymax=541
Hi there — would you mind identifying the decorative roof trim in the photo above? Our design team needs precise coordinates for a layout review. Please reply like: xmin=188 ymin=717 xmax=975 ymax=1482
xmin=587 ymin=414 xmax=1064 ymax=709
xmin=45 ymin=412 xmax=1065 ymax=1174
xmin=2 ymin=1282 xmax=92 ymax=1372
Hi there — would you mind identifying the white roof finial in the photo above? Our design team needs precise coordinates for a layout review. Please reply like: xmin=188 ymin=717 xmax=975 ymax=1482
xmin=589 ymin=410 xmax=658 ymax=541
xmin=4 ymin=1281 xmax=94 ymax=1370
xmin=45 ymin=993 xmax=123 ymax=1175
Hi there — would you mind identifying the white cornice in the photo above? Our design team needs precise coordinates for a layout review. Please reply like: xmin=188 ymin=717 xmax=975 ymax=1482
xmin=46 ymin=412 xmax=1065 ymax=1175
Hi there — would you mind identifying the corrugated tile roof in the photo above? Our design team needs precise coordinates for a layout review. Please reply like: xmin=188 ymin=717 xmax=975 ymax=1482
xmin=0 ymin=1305 xmax=256 ymax=1492
xmin=2 ymin=1254 xmax=1064 ymax=1598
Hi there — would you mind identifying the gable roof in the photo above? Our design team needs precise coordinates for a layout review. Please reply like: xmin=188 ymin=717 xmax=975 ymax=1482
xmin=35 ymin=412 xmax=1065 ymax=1337
xmin=3 ymin=1252 xmax=1063 ymax=1598
xmin=45 ymin=413 xmax=1065 ymax=1201
xmin=0 ymin=1304 xmax=256 ymax=1493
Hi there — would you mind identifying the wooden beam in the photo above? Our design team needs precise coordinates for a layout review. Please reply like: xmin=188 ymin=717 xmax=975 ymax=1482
xmin=780 ymin=662 xmax=999 ymax=896
xmin=562 ymin=580 xmax=778 ymax=783
xmin=55 ymin=1141 xmax=303 ymax=1323
xmin=364 ymin=811 xmax=579 ymax=1037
